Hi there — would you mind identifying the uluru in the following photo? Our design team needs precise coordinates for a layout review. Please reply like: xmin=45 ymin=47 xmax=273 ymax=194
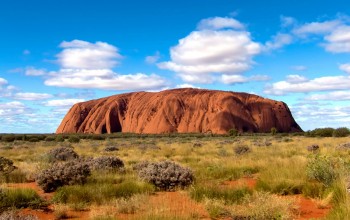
xmin=56 ymin=88 xmax=302 ymax=134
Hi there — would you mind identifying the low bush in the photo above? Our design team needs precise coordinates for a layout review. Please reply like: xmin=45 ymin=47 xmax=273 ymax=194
xmin=88 ymin=156 xmax=124 ymax=172
xmin=0 ymin=210 xmax=38 ymax=220
xmin=44 ymin=136 xmax=56 ymax=142
xmin=306 ymin=155 xmax=338 ymax=187
xmin=104 ymin=146 xmax=119 ymax=152
xmin=0 ymin=157 xmax=16 ymax=174
xmin=234 ymin=145 xmax=251 ymax=155
xmin=307 ymin=144 xmax=320 ymax=152
xmin=308 ymin=128 xmax=334 ymax=137
xmin=68 ymin=136 xmax=80 ymax=143
xmin=136 ymin=161 xmax=194 ymax=191
xmin=36 ymin=161 xmax=91 ymax=192
xmin=55 ymin=136 xmax=65 ymax=142
xmin=47 ymin=147 xmax=79 ymax=162
xmin=1 ymin=135 xmax=16 ymax=142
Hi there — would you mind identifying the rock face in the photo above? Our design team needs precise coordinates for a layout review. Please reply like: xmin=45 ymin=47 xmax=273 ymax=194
xmin=56 ymin=88 xmax=302 ymax=134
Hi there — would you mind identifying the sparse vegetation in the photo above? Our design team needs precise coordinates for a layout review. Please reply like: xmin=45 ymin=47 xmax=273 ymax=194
xmin=0 ymin=132 xmax=349 ymax=219
xmin=36 ymin=160 xmax=91 ymax=192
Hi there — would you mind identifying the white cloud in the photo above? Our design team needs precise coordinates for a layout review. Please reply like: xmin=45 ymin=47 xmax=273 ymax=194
xmin=176 ymin=84 xmax=200 ymax=88
xmin=197 ymin=17 xmax=244 ymax=30
xmin=45 ymin=69 xmax=168 ymax=91
xmin=221 ymin=74 xmax=270 ymax=84
xmin=280 ymin=16 xmax=297 ymax=27
xmin=285 ymin=74 xmax=309 ymax=83
xmin=25 ymin=66 xmax=47 ymax=76
xmin=305 ymin=91 xmax=350 ymax=101
xmin=265 ymin=33 xmax=293 ymax=51
xmin=291 ymin=103 xmax=350 ymax=130
xmin=44 ymin=40 xmax=168 ymax=91
xmin=264 ymin=75 xmax=350 ymax=95
xmin=293 ymin=20 xmax=342 ymax=36
xmin=158 ymin=17 xmax=261 ymax=84
xmin=0 ymin=101 xmax=28 ymax=116
xmin=0 ymin=78 xmax=8 ymax=86
xmin=57 ymin=40 xmax=122 ymax=69
xmin=324 ymin=25 xmax=350 ymax=53
xmin=44 ymin=99 xmax=85 ymax=107
xmin=145 ymin=51 xmax=160 ymax=64
xmin=13 ymin=92 xmax=53 ymax=101
xmin=339 ymin=63 xmax=350 ymax=74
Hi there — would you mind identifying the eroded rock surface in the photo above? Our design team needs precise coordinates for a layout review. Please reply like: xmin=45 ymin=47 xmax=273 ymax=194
xmin=56 ymin=88 xmax=302 ymax=134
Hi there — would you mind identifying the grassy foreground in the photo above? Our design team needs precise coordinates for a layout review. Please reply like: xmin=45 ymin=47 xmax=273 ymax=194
xmin=0 ymin=134 xmax=350 ymax=219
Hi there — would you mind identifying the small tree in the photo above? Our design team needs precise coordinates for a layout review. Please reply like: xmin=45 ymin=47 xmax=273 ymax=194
xmin=270 ymin=127 xmax=277 ymax=136
xmin=333 ymin=127 xmax=350 ymax=137
xmin=228 ymin=128 xmax=238 ymax=137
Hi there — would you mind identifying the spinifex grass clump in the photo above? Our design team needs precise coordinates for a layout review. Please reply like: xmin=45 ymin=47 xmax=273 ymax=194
xmin=47 ymin=147 xmax=79 ymax=162
xmin=135 ymin=161 xmax=194 ymax=191
xmin=0 ymin=188 xmax=47 ymax=212
xmin=88 ymin=156 xmax=125 ymax=172
xmin=234 ymin=145 xmax=251 ymax=155
xmin=36 ymin=161 xmax=91 ymax=192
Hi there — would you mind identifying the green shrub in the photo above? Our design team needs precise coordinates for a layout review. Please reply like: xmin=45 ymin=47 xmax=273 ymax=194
xmin=68 ymin=136 xmax=80 ymax=143
xmin=333 ymin=127 xmax=350 ymax=137
xmin=1 ymin=135 xmax=16 ymax=142
xmin=270 ymin=127 xmax=277 ymax=135
xmin=55 ymin=136 xmax=65 ymax=142
xmin=45 ymin=136 xmax=56 ymax=142
xmin=306 ymin=155 xmax=338 ymax=186
xmin=28 ymin=137 xmax=40 ymax=142
xmin=309 ymin=127 xmax=334 ymax=137
xmin=228 ymin=129 xmax=238 ymax=137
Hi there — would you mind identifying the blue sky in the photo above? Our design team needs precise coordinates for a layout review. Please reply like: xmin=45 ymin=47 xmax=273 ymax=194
xmin=1 ymin=0 xmax=350 ymax=133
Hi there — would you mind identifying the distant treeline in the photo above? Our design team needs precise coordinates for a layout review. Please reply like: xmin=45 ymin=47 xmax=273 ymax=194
xmin=0 ymin=127 xmax=349 ymax=143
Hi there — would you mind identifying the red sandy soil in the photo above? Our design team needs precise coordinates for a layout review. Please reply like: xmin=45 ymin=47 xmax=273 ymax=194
xmin=291 ymin=195 xmax=331 ymax=220
xmin=221 ymin=176 xmax=258 ymax=190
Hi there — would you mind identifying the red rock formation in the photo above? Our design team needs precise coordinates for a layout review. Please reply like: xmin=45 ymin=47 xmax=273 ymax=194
xmin=56 ymin=88 xmax=302 ymax=134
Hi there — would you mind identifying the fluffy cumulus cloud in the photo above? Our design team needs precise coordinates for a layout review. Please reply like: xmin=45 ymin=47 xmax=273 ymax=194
xmin=44 ymin=40 xmax=168 ymax=91
xmin=264 ymin=74 xmax=350 ymax=95
xmin=158 ymin=17 xmax=262 ymax=83
xmin=13 ymin=92 xmax=53 ymax=101
xmin=57 ymin=40 xmax=122 ymax=69
xmin=0 ymin=77 xmax=8 ymax=85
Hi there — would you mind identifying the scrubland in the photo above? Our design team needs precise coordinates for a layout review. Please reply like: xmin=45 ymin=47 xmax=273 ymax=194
xmin=0 ymin=133 xmax=350 ymax=219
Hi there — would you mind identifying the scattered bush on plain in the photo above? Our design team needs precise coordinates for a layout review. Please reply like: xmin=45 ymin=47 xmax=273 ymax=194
xmin=47 ymin=147 xmax=79 ymax=162
xmin=234 ymin=145 xmax=251 ymax=155
xmin=88 ymin=156 xmax=125 ymax=172
xmin=36 ymin=161 xmax=91 ymax=192
xmin=135 ymin=160 xmax=194 ymax=191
